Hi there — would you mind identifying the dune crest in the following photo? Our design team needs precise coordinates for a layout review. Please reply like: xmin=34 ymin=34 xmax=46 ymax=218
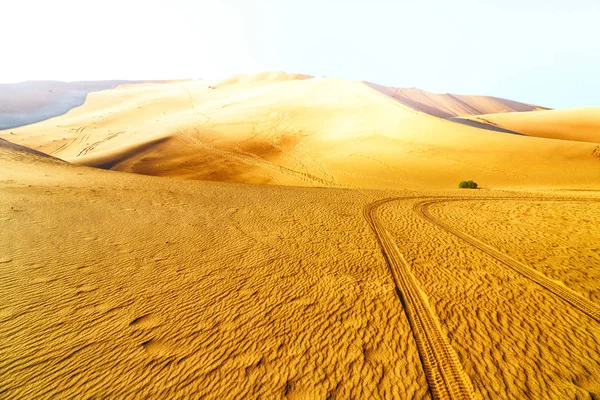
xmin=0 ymin=80 xmax=181 ymax=130
xmin=364 ymin=82 xmax=549 ymax=118
xmin=210 ymin=71 xmax=313 ymax=89
xmin=455 ymin=107 xmax=600 ymax=143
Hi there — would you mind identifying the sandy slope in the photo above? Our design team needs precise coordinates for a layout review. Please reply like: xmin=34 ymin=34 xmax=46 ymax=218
xmin=455 ymin=107 xmax=600 ymax=144
xmin=432 ymin=199 xmax=600 ymax=303
xmin=2 ymin=140 xmax=600 ymax=398
xmin=209 ymin=71 xmax=313 ymax=89
xmin=1 ymin=73 xmax=598 ymax=190
xmin=0 ymin=80 xmax=179 ymax=130
xmin=378 ymin=196 xmax=600 ymax=399
xmin=0 ymin=139 xmax=430 ymax=398
xmin=364 ymin=82 xmax=549 ymax=118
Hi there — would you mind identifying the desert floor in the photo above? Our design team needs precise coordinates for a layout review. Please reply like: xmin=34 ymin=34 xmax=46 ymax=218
xmin=1 ymin=140 xmax=599 ymax=399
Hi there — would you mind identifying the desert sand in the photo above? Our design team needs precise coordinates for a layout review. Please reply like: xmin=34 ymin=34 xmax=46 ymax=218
xmin=1 ymin=73 xmax=598 ymax=190
xmin=363 ymin=82 xmax=549 ymax=118
xmin=455 ymin=107 xmax=600 ymax=144
xmin=1 ymin=71 xmax=600 ymax=399
xmin=0 ymin=80 xmax=176 ymax=130
xmin=1 ymin=138 xmax=600 ymax=399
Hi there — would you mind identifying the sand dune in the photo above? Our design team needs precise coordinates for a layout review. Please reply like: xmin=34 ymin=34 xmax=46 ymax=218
xmin=364 ymin=82 xmax=549 ymax=118
xmin=2 ymin=140 xmax=599 ymax=398
xmin=1 ymin=74 xmax=597 ymax=190
xmin=0 ymin=80 xmax=182 ymax=130
xmin=0 ymin=137 xmax=66 ymax=162
xmin=210 ymin=71 xmax=313 ymax=89
xmin=455 ymin=107 xmax=600 ymax=143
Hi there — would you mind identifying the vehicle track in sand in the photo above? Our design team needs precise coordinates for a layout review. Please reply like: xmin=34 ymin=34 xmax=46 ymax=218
xmin=51 ymin=126 xmax=85 ymax=155
xmin=364 ymin=197 xmax=475 ymax=400
xmin=77 ymin=131 xmax=125 ymax=157
xmin=366 ymin=195 xmax=600 ymax=399
xmin=414 ymin=199 xmax=600 ymax=323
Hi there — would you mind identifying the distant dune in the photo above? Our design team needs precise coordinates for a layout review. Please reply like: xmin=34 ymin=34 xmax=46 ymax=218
xmin=364 ymin=82 xmax=549 ymax=118
xmin=455 ymin=107 xmax=600 ymax=143
xmin=210 ymin=71 xmax=313 ymax=89
xmin=1 ymin=72 xmax=598 ymax=189
xmin=0 ymin=80 xmax=182 ymax=130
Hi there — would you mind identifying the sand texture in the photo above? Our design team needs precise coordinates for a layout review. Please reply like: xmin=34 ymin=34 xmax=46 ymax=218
xmin=1 ymin=71 xmax=600 ymax=398
xmin=1 ymin=136 xmax=600 ymax=398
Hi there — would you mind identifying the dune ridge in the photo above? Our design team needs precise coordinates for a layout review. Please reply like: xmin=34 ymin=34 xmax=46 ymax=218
xmin=455 ymin=107 xmax=600 ymax=143
xmin=210 ymin=71 xmax=313 ymax=89
xmin=0 ymin=137 xmax=66 ymax=163
xmin=0 ymin=80 xmax=183 ymax=130
xmin=363 ymin=82 xmax=549 ymax=118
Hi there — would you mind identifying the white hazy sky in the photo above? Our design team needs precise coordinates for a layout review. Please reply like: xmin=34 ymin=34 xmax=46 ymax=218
xmin=2 ymin=0 xmax=599 ymax=108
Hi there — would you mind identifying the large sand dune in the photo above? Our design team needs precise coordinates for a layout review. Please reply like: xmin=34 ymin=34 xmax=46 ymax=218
xmin=364 ymin=82 xmax=549 ymax=118
xmin=1 ymin=73 xmax=598 ymax=190
xmin=2 ymin=138 xmax=600 ymax=398
xmin=455 ymin=107 xmax=600 ymax=143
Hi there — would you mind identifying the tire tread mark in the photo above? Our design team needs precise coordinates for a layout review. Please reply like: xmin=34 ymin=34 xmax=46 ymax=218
xmin=365 ymin=198 xmax=475 ymax=400
xmin=415 ymin=200 xmax=600 ymax=323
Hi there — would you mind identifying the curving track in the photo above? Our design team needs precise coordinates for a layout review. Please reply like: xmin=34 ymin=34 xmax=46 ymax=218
xmin=414 ymin=199 xmax=600 ymax=323
xmin=364 ymin=198 xmax=475 ymax=400
xmin=365 ymin=195 xmax=600 ymax=399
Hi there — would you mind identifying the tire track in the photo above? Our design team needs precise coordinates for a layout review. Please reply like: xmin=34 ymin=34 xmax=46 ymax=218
xmin=414 ymin=199 xmax=600 ymax=323
xmin=51 ymin=126 xmax=88 ymax=156
xmin=77 ymin=131 xmax=125 ymax=157
xmin=364 ymin=198 xmax=475 ymax=400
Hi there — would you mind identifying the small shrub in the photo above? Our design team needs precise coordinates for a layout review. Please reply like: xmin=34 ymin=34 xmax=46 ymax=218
xmin=458 ymin=180 xmax=478 ymax=189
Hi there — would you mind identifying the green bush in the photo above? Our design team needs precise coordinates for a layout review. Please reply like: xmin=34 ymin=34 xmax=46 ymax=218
xmin=458 ymin=180 xmax=478 ymax=189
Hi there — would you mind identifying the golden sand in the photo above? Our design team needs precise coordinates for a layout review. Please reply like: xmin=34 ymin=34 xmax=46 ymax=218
xmin=1 ymin=72 xmax=599 ymax=398
xmin=1 ymin=137 xmax=599 ymax=398
xmin=1 ymin=74 xmax=597 ymax=190
xmin=456 ymin=107 xmax=600 ymax=143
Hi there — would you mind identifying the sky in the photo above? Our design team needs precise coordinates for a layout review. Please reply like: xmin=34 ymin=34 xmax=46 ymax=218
xmin=2 ymin=0 xmax=599 ymax=108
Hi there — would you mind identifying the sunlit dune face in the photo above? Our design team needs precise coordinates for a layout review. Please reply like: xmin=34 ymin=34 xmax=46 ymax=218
xmin=1 ymin=74 xmax=598 ymax=190
xmin=457 ymin=107 xmax=600 ymax=144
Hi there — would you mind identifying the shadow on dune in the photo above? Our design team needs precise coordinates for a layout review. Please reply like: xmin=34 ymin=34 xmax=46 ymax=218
xmin=446 ymin=117 xmax=524 ymax=135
